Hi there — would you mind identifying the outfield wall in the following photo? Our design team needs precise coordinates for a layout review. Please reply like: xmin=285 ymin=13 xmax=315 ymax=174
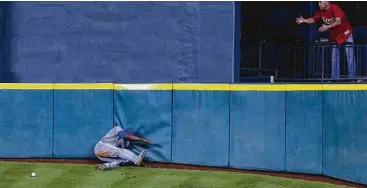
xmin=0 ymin=83 xmax=366 ymax=185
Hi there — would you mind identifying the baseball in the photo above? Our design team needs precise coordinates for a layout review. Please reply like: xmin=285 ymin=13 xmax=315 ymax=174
xmin=31 ymin=172 xmax=36 ymax=177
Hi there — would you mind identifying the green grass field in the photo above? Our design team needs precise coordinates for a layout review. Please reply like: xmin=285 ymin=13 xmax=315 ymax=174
xmin=0 ymin=161 xmax=349 ymax=188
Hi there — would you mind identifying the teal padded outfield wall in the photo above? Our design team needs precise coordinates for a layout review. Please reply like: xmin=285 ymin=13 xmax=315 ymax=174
xmin=0 ymin=83 xmax=366 ymax=185
xmin=230 ymin=89 xmax=286 ymax=171
xmin=285 ymin=88 xmax=323 ymax=174
xmin=114 ymin=84 xmax=172 ymax=163
xmin=172 ymin=84 xmax=230 ymax=167
xmin=323 ymin=89 xmax=367 ymax=184
xmin=0 ymin=84 xmax=53 ymax=158
xmin=53 ymin=84 xmax=114 ymax=158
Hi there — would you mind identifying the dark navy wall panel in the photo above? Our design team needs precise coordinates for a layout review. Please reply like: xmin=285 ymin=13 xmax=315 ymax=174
xmin=285 ymin=91 xmax=322 ymax=174
xmin=230 ymin=91 xmax=286 ymax=171
xmin=0 ymin=89 xmax=53 ymax=157
xmin=53 ymin=89 xmax=113 ymax=158
xmin=0 ymin=3 xmax=7 ymax=81
xmin=197 ymin=2 xmax=234 ymax=83
xmin=172 ymin=90 xmax=229 ymax=167
xmin=3 ymin=2 xmax=236 ymax=83
xmin=114 ymin=88 xmax=172 ymax=163
xmin=323 ymin=91 xmax=367 ymax=185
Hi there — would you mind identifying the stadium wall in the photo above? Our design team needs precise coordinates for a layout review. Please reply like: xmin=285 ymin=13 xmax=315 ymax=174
xmin=0 ymin=83 xmax=366 ymax=185
xmin=0 ymin=2 xmax=240 ymax=83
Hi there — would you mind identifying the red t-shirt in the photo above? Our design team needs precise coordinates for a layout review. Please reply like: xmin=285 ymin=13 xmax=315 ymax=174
xmin=312 ymin=4 xmax=353 ymax=44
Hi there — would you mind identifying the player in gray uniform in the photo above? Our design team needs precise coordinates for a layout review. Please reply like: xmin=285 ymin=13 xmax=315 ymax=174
xmin=94 ymin=125 xmax=152 ymax=170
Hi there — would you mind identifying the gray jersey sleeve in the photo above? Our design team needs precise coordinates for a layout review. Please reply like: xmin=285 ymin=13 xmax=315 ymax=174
xmin=100 ymin=126 xmax=126 ymax=147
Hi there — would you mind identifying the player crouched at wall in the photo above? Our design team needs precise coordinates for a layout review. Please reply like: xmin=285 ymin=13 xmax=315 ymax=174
xmin=94 ymin=124 xmax=152 ymax=170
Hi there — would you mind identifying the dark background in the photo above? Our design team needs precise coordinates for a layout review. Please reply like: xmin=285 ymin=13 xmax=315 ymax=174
xmin=240 ymin=1 xmax=367 ymax=79
xmin=241 ymin=1 xmax=367 ymax=43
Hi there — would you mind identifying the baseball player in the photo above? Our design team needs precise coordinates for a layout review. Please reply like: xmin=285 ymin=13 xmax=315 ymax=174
xmin=94 ymin=125 xmax=152 ymax=170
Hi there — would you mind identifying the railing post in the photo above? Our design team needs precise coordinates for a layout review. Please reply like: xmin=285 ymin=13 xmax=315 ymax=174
xmin=258 ymin=41 xmax=262 ymax=76
xmin=294 ymin=45 xmax=297 ymax=79
xmin=321 ymin=44 xmax=325 ymax=81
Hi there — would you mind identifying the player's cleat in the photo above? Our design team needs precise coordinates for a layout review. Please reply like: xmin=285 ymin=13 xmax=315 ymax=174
xmin=96 ymin=164 xmax=109 ymax=170
xmin=135 ymin=150 xmax=147 ymax=166
xmin=97 ymin=163 xmax=119 ymax=171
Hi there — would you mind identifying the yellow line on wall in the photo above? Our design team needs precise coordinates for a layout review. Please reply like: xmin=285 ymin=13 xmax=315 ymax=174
xmin=231 ymin=84 xmax=286 ymax=91
xmin=0 ymin=83 xmax=53 ymax=90
xmin=53 ymin=83 xmax=114 ymax=90
xmin=173 ymin=84 xmax=230 ymax=91
xmin=0 ymin=83 xmax=367 ymax=91
xmin=286 ymin=84 xmax=323 ymax=91
xmin=323 ymin=84 xmax=367 ymax=91
xmin=114 ymin=84 xmax=172 ymax=90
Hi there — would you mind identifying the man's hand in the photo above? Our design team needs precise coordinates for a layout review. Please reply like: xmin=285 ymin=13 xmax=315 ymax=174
xmin=319 ymin=24 xmax=329 ymax=32
xmin=296 ymin=16 xmax=305 ymax=25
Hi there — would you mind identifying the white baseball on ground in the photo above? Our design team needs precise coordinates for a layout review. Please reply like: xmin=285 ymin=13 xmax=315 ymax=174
xmin=31 ymin=172 xmax=36 ymax=177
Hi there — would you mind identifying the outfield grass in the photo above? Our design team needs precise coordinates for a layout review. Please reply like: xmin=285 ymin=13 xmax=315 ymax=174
xmin=0 ymin=161 xmax=349 ymax=188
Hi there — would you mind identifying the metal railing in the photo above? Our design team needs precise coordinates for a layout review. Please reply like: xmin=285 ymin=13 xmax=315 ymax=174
xmin=240 ymin=40 xmax=367 ymax=82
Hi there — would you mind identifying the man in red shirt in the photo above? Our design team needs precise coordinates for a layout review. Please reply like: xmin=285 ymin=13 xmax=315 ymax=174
xmin=296 ymin=1 xmax=356 ymax=79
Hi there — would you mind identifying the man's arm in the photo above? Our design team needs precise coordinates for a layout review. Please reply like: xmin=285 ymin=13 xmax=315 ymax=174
xmin=117 ymin=130 xmax=152 ymax=143
xmin=297 ymin=11 xmax=320 ymax=25
xmin=327 ymin=18 xmax=342 ymax=29
xmin=328 ymin=5 xmax=344 ymax=29
xmin=304 ymin=18 xmax=315 ymax=24
xmin=125 ymin=134 xmax=152 ymax=143
xmin=296 ymin=16 xmax=315 ymax=24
